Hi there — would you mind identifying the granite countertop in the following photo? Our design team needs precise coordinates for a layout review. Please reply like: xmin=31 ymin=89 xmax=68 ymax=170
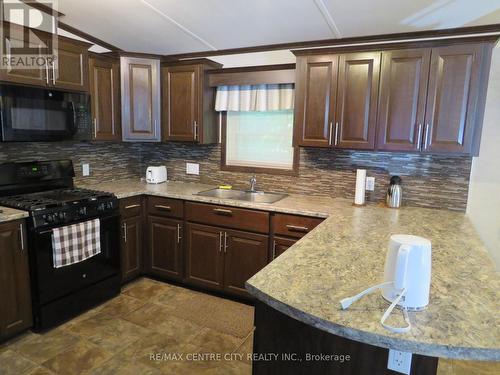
xmin=0 ymin=206 xmax=29 ymax=223
xmin=80 ymin=178 xmax=499 ymax=361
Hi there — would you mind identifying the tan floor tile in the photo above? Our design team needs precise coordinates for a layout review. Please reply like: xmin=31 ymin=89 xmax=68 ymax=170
xmin=65 ymin=312 xmax=149 ymax=352
xmin=234 ymin=332 xmax=254 ymax=365
xmin=189 ymin=328 xmax=242 ymax=355
xmin=94 ymin=294 xmax=147 ymax=318
xmin=0 ymin=349 xmax=37 ymax=375
xmin=437 ymin=358 xmax=454 ymax=375
xmin=87 ymin=354 xmax=163 ymax=375
xmin=452 ymin=360 xmax=500 ymax=375
xmin=25 ymin=366 xmax=57 ymax=375
xmin=204 ymin=360 xmax=252 ymax=375
xmin=10 ymin=329 xmax=80 ymax=364
xmin=153 ymin=284 xmax=205 ymax=307
xmin=122 ymin=278 xmax=167 ymax=300
xmin=122 ymin=302 xmax=185 ymax=329
xmin=42 ymin=340 xmax=112 ymax=374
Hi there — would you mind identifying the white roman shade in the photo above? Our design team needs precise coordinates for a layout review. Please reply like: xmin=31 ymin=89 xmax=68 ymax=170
xmin=215 ymin=84 xmax=294 ymax=112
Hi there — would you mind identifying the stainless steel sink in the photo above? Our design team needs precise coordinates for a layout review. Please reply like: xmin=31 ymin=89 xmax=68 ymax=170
xmin=196 ymin=188 xmax=288 ymax=204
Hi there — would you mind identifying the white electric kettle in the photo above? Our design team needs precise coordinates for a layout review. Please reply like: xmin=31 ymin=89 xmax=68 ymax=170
xmin=340 ymin=234 xmax=431 ymax=333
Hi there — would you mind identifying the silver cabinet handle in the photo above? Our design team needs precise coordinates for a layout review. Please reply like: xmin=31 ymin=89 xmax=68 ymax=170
xmin=416 ymin=123 xmax=423 ymax=150
xmin=194 ymin=120 xmax=198 ymax=141
xmin=335 ymin=122 xmax=340 ymax=146
xmin=45 ymin=63 xmax=49 ymax=85
xmin=124 ymin=204 xmax=140 ymax=210
xmin=328 ymin=122 xmax=333 ymax=146
xmin=155 ymin=205 xmax=171 ymax=211
xmin=177 ymin=224 xmax=182 ymax=244
xmin=423 ymin=123 xmax=430 ymax=150
xmin=93 ymin=118 xmax=97 ymax=139
xmin=272 ymin=240 xmax=276 ymax=260
xmin=285 ymin=224 xmax=309 ymax=232
xmin=122 ymin=222 xmax=127 ymax=243
xmin=213 ymin=208 xmax=232 ymax=215
xmin=52 ymin=63 xmax=56 ymax=85
xmin=219 ymin=231 xmax=223 ymax=253
xmin=19 ymin=224 xmax=25 ymax=253
xmin=224 ymin=232 xmax=228 ymax=254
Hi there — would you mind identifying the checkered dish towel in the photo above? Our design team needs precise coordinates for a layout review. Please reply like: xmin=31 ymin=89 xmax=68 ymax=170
xmin=52 ymin=219 xmax=101 ymax=268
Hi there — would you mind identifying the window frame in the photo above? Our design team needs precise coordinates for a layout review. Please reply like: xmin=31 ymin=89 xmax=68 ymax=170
xmin=220 ymin=111 xmax=299 ymax=176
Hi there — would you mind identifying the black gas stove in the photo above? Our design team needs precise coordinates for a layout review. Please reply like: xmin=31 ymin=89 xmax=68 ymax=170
xmin=0 ymin=160 xmax=121 ymax=331
xmin=0 ymin=187 xmax=117 ymax=229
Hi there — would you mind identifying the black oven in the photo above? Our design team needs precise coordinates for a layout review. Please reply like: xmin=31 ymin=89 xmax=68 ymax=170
xmin=0 ymin=84 xmax=91 ymax=142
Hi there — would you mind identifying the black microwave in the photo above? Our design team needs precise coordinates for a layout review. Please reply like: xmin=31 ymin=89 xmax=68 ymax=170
xmin=0 ymin=84 xmax=91 ymax=142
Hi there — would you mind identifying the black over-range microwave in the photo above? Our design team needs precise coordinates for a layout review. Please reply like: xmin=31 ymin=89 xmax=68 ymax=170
xmin=0 ymin=84 xmax=91 ymax=142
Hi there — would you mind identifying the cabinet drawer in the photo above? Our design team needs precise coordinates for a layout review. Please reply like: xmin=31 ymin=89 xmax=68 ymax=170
xmin=272 ymin=213 xmax=323 ymax=238
xmin=147 ymin=196 xmax=184 ymax=219
xmin=186 ymin=202 xmax=269 ymax=233
xmin=119 ymin=196 xmax=142 ymax=219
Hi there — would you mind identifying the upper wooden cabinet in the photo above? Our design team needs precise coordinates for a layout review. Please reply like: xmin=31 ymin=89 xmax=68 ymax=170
xmin=89 ymin=55 xmax=121 ymax=141
xmin=335 ymin=52 xmax=380 ymax=150
xmin=423 ymin=44 xmax=485 ymax=154
xmin=121 ymin=57 xmax=161 ymax=142
xmin=52 ymin=39 xmax=89 ymax=91
xmin=161 ymin=59 xmax=222 ymax=144
xmin=294 ymin=55 xmax=338 ymax=147
xmin=377 ymin=49 xmax=431 ymax=151
xmin=0 ymin=220 xmax=32 ymax=340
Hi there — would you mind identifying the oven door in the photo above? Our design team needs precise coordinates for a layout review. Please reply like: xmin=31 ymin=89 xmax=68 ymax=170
xmin=0 ymin=84 xmax=90 ymax=142
xmin=29 ymin=213 xmax=121 ymax=306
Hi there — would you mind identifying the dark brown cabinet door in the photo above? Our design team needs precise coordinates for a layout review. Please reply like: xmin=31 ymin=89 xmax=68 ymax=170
xmin=121 ymin=216 xmax=143 ymax=283
xmin=52 ymin=39 xmax=89 ymax=91
xmin=148 ymin=216 xmax=183 ymax=280
xmin=377 ymin=49 xmax=431 ymax=151
xmin=162 ymin=65 xmax=200 ymax=142
xmin=0 ymin=220 xmax=32 ymax=339
xmin=271 ymin=236 xmax=296 ymax=260
xmin=89 ymin=56 xmax=121 ymax=141
xmin=423 ymin=44 xmax=483 ymax=154
xmin=185 ymin=223 xmax=224 ymax=291
xmin=223 ymin=229 xmax=268 ymax=297
xmin=294 ymin=55 xmax=338 ymax=147
xmin=335 ymin=52 xmax=381 ymax=150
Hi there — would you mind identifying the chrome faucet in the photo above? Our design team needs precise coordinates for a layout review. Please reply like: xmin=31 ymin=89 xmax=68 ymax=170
xmin=249 ymin=175 xmax=257 ymax=192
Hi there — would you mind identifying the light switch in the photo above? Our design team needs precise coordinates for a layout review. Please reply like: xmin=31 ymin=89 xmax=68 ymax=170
xmin=186 ymin=163 xmax=199 ymax=175
xmin=82 ymin=163 xmax=90 ymax=176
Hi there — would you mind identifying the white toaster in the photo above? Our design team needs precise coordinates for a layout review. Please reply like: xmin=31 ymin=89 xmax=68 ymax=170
xmin=146 ymin=166 xmax=167 ymax=184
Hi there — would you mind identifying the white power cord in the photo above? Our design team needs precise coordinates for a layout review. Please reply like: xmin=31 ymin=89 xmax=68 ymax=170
xmin=340 ymin=282 xmax=393 ymax=310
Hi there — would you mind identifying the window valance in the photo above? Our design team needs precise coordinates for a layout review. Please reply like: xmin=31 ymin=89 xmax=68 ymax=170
xmin=215 ymin=84 xmax=294 ymax=112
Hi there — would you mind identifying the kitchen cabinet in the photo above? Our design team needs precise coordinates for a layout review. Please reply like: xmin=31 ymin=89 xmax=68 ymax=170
xmin=185 ymin=223 xmax=224 ymax=291
xmin=52 ymin=39 xmax=89 ymax=91
xmin=148 ymin=216 xmax=183 ymax=281
xmin=121 ymin=57 xmax=161 ymax=141
xmin=89 ymin=54 xmax=121 ymax=141
xmin=271 ymin=237 xmax=296 ymax=259
xmin=335 ymin=52 xmax=380 ymax=150
xmin=161 ymin=60 xmax=222 ymax=144
xmin=423 ymin=44 xmax=485 ymax=154
xmin=120 ymin=197 xmax=143 ymax=283
xmin=377 ymin=49 xmax=430 ymax=151
xmin=294 ymin=55 xmax=339 ymax=147
xmin=0 ymin=220 xmax=32 ymax=340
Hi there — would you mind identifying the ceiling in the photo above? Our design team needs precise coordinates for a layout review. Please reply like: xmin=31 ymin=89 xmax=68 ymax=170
xmin=53 ymin=0 xmax=500 ymax=55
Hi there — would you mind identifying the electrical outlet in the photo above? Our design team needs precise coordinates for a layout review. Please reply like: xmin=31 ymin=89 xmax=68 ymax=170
xmin=365 ymin=176 xmax=375 ymax=191
xmin=387 ymin=349 xmax=412 ymax=374
xmin=186 ymin=163 xmax=199 ymax=175
xmin=82 ymin=163 xmax=90 ymax=177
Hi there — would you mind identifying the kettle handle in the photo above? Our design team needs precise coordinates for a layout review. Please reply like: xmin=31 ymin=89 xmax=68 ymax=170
xmin=394 ymin=244 xmax=410 ymax=290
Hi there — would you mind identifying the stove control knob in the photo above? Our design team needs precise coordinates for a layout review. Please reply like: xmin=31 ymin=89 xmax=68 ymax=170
xmin=78 ymin=207 xmax=87 ymax=216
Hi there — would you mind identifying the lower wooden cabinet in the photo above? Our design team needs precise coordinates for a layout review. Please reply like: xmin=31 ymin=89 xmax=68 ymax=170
xmin=121 ymin=216 xmax=143 ymax=283
xmin=0 ymin=220 xmax=32 ymax=340
xmin=185 ymin=223 xmax=268 ymax=297
xmin=271 ymin=236 xmax=297 ymax=260
xmin=148 ymin=216 xmax=183 ymax=280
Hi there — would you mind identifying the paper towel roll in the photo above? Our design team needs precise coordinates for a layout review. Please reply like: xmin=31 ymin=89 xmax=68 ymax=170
xmin=354 ymin=169 xmax=366 ymax=206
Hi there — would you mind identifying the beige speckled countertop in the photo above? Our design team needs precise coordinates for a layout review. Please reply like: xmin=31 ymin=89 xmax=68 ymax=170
xmin=80 ymin=179 xmax=499 ymax=361
xmin=0 ymin=206 xmax=29 ymax=223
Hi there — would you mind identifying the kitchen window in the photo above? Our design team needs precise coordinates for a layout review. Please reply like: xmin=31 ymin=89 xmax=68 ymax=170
xmin=216 ymin=83 xmax=298 ymax=174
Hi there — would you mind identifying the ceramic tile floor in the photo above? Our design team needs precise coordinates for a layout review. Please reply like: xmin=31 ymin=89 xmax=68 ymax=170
xmin=0 ymin=278 xmax=498 ymax=375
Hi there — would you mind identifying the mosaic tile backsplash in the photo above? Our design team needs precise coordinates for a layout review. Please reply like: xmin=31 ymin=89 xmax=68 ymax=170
xmin=0 ymin=142 xmax=472 ymax=211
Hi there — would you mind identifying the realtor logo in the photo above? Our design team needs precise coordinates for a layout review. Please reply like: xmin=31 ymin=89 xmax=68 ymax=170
xmin=0 ymin=0 xmax=58 ymax=70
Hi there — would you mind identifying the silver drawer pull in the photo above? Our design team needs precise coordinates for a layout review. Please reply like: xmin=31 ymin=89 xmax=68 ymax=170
xmin=155 ymin=205 xmax=172 ymax=211
xmin=285 ymin=224 xmax=309 ymax=232
xmin=219 ymin=232 xmax=223 ymax=253
xmin=122 ymin=222 xmax=127 ymax=243
xmin=124 ymin=204 xmax=140 ymax=209
xmin=213 ymin=208 xmax=232 ymax=215
xmin=272 ymin=240 xmax=276 ymax=260
xmin=19 ymin=224 xmax=25 ymax=252
xmin=177 ymin=224 xmax=182 ymax=244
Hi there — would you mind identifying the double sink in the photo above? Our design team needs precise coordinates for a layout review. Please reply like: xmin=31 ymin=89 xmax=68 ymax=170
xmin=196 ymin=188 xmax=288 ymax=204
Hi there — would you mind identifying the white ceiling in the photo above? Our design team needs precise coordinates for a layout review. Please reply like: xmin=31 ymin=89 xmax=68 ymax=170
xmin=52 ymin=0 xmax=500 ymax=55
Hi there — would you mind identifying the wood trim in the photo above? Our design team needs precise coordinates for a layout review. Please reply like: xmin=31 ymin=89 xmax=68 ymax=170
xmin=18 ymin=0 xmax=64 ymax=17
xmin=208 ymin=65 xmax=296 ymax=86
xmin=220 ymin=112 xmax=299 ymax=176
xmin=57 ymin=21 xmax=122 ymax=52
xmin=164 ymin=24 xmax=500 ymax=60
xmin=161 ymin=58 xmax=222 ymax=69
